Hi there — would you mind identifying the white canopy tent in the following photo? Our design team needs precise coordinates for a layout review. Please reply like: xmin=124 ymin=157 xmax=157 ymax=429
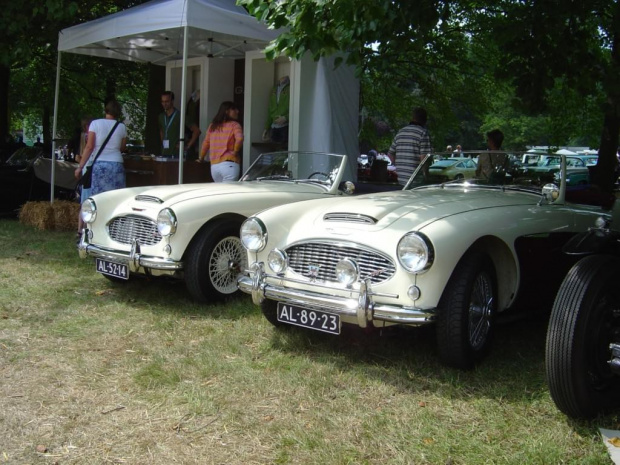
xmin=52 ymin=0 xmax=360 ymax=201
xmin=51 ymin=0 xmax=279 ymax=199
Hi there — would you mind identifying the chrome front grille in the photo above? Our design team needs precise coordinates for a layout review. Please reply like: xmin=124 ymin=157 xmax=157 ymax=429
xmin=107 ymin=216 xmax=162 ymax=246
xmin=286 ymin=241 xmax=395 ymax=284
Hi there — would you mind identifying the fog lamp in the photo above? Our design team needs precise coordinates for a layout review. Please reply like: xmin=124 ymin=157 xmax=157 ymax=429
xmin=268 ymin=248 xmax=288 ymax=274
xmin=407 ymin=285 xmax=421 ymax=301
xmin=335 ymin=258 xmax=359 ymax=286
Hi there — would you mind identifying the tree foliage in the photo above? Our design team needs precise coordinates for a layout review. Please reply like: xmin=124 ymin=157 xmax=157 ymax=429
xmin=240 ymin=0 xmax=619 ymax=190
xmin=1 ymin=0 xmax=148 ymax=148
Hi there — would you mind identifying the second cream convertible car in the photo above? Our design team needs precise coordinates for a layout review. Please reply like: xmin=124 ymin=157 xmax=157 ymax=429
xmin=239 ymin=153 xmax=613 ymax=369
xmin=78 ymin=151 xmax=354 ymax=302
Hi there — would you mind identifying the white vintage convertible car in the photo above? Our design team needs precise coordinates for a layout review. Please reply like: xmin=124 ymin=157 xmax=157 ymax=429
xmin=77 ymin=151 xmax=355 ymax=302
xmin=239 ymin=152 xmax=614 ymax=369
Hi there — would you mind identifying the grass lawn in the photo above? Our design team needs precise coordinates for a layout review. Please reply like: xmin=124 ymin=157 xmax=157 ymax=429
xmin=0 ymin=218 xmax=617 ymax=464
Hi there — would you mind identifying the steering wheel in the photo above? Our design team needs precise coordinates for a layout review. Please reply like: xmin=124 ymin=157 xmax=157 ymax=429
xmin=309 ymin=171 xmax=329 ymax=180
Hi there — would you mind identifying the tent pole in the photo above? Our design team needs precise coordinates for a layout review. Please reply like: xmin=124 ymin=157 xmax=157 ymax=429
xmin=50 ymin=50 xmax=63 ymax=203
xmin=178 ymin=25 xmax=189 ymax=184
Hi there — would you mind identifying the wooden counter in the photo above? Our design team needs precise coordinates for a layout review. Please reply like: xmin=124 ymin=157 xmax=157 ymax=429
xmin=124 ymin=156 xmax=213 ymax=187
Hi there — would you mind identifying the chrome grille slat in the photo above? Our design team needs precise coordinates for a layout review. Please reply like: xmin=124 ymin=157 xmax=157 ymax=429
xmin=107 ymin=216 xmax=162 ymax=245
xmin=286 ymin=242 xmax=395 ymax=284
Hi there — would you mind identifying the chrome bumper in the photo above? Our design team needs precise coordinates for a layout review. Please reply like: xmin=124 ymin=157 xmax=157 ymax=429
xmin=77 ymin=229 xmax=183 ymax=276
xmin=238 ymin=262 xmax=436 ymax=328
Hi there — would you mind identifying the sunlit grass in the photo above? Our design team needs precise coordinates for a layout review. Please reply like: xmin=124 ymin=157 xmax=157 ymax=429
xmin=0 ymin=218 xmax=617 ymax=464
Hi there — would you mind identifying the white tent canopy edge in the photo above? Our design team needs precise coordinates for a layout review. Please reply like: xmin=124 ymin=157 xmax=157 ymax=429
xmin=51 ymin=0 xmax=279 ymax=200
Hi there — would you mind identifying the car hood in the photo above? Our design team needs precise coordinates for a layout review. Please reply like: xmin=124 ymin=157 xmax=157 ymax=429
xmin=126 ymin=180 xmax=328 ymax=206
xmin=304 ymin=186 xmax=539 ymax=230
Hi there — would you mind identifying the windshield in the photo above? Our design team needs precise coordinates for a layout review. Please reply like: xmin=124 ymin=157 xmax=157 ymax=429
xmin=241 ymin=151 xmax=346 ymax=188
xmin=6 ymin=147 xmax=44 ymax=167
xmin=404 ymin=151 xmax=567 ymax=194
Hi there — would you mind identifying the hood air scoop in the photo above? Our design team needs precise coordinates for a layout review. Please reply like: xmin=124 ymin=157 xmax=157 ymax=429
xmin=323 ymin=212 xmax=377 ymax=224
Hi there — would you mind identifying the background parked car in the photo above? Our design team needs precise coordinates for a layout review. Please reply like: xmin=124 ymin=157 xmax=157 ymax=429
xmin=426 ymin=156 xmax=477 ymax=181
xmin=545 ymin=200 xmax=620 ymax=419
xmin=0 ymin=146 xmax=76 ymax=217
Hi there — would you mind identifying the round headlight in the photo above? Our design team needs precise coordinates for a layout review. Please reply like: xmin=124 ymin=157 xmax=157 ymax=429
xmin=157 ymin=208 xmax=177 ymax=236
xmin=80 ymin=198 xmax=97 ymax=223
xmin=267 ymin=248 xmax=288 ymax=274
xmin=595 ymin=216 xmax=608 ymax=229
xmin=397 ymin=232 xmax=434 ymax=273
xmin=335 ymin=258 xmax=359 ymax=286
xmin=241 ymin=217 xmax=267 ymax=252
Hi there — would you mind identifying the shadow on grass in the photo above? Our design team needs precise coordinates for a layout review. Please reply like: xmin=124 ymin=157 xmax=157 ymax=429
xmin=84 ymin=271 xmax=258 ymax=321
xmin=265 ymin=313 xmax=549 ymax=399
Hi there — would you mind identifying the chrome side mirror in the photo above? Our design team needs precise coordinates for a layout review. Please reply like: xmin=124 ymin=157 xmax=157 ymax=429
xmin=541 ymin=183 xmax=560 ymax=203
xmin=340 ymin=181 xmax=356 ymax=195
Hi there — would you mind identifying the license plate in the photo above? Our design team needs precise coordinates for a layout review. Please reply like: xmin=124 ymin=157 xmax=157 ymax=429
xmin=277 ymin=303 xmax=340 ymax=335
xmin=96 ymin=258 xmax=129 ymax=280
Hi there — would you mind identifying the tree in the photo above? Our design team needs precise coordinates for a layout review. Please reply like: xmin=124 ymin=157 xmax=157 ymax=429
xmin=0 ymin=0 xmax=146 ymax=149
xmin=240 ymin=0 xmax=619 ymax=191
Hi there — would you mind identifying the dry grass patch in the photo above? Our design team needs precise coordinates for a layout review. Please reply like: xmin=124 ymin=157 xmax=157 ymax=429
xmin=0 ymin=219 xmax=618 ymax=464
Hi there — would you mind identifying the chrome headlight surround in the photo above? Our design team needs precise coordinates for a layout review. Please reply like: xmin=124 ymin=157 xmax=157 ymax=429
xmin=241 ymin=217 xmax=267 ymax=252
xmin=335 ymin=258 xmax=359 ymax=286
xmin=267 ymin=248 xmax=288 ymax=274
xmin=397 ymin=232 xmax=434 ymax=273
xmin=157 ymin=208 xmax=177 ymax=237
xmin=80 ymin=198 xmax=97 ymax=224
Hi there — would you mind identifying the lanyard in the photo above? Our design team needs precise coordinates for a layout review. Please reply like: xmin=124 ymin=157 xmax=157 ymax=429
xmin=164 ymin=110 xmax=177 ymax=139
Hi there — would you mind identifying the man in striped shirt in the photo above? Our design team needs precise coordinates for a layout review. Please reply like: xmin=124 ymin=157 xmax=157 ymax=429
xmin=388 ymin=108 xmax=432 ymax=185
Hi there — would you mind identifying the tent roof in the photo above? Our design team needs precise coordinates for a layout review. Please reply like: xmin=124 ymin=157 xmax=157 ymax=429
xmin=555 ymin=148 xmax=578 ymax=155
xmin=57 ymin=0 xmax=280 ymax=63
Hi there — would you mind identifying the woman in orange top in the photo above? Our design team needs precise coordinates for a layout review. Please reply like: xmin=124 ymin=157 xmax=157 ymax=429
xmin=198 ymin=101 xmax=243 ymax=182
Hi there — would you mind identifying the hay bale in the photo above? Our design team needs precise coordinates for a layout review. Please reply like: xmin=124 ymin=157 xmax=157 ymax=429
xmin=19 ymin=200 xmax=80 ymax=231
xmin=19 ymin=201 xmax=55 ymax=230
xmin=52 ymin=200 xmax=80 ymax=231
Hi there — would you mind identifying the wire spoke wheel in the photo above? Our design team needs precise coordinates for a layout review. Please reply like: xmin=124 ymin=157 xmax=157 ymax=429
xmin=209 ymin=236 xmax=246 ymax=294
xmin=469 ymin=271 xmax=494 ymax=351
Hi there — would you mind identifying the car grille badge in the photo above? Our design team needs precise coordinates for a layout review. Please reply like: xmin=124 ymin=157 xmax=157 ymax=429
xmin=306 ymin=264 xmax=320 ymax=281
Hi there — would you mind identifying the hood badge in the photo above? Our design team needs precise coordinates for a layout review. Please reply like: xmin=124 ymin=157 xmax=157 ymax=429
xmin=306 ymin=264 xmax=321 ymax=281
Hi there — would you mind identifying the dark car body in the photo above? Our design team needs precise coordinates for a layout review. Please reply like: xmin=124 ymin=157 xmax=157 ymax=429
xmin=0 ymin=147 xmax=76 ymax=217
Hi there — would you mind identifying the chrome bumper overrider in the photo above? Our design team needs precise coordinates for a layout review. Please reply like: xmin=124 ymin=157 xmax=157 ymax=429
xmin=77 ymin=229 xmax=183 ymax=276
xmin=238 ymin=262 xmax=436 ymax=328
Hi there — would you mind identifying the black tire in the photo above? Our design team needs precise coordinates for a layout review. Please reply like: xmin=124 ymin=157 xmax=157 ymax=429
xmin=436 ymin=252 xmax=497 ymax=369
xmin=454 ymin=174 xmax=464 ymax=180
xmin=545 ymin=254 xmax=620 ymax=419
xmin=185 ymin=220 xmax=247 ymax=303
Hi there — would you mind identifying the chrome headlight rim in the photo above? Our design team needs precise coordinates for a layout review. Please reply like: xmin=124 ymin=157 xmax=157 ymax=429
xmin=267 ymin=248 xmax=288 ymax=274
xmin=240 ymin=217 xmax=268 ymax=252
xmin=80 ymin=198 xmax=97 ymax=224
xmin=157 ymin=208 xmax=178 ymax=237
xmin=397 ymin=232 xmax=434 ymax=274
